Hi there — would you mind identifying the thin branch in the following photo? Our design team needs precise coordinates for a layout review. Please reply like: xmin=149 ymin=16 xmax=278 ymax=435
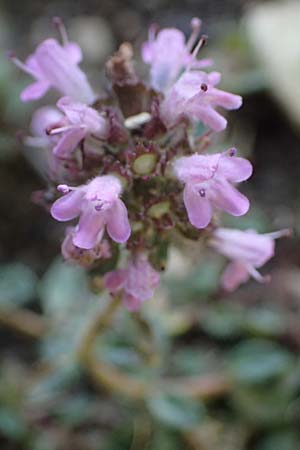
xmin=0 ymin=307 xmax=47 ymax=338
xmin=77 ymin=298 xmax=230 ymax=401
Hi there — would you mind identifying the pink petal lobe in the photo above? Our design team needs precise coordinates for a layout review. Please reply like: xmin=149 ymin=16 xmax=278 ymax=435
xmin=53 ymin=128 xmax=85 ymax=158
xmin=141 ymin=41 xmax=153 ymax=63
xmin=20 ymin=80 xmax=50 ymax=102
xmin=221 ymin=261 xmax=250 ymax=291
xmin=104 ymin=269 xmax=127 ymax=293
xmin=211 ymin=88 xmax=242 ymax=110
xmin=190 ymin=104 xmax=227 ymax=132
xmin=64 ymin=42 xmax=83 ymax=64
xmin=73 ymin=209 xmax=104 ymax=249
xmin=123 ymin=293 xmax=143 ymax=311
xmin=51 ymin=190 xmax=84 ymax=221
xmin=106 ymin=199 xmax=131 ymax=243
xmin=218 ymin=155 xmax=253 ymax=182
xmin=207 ymin=71 xmax=221 ymax=86
xmin=211 ymin=179 xmax=250 ymax=216
xmin=183 ymin=184 xmax=212 ymax=228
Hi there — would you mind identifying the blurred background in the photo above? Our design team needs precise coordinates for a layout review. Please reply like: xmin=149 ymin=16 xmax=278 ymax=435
xmin=1 ymin=0 xmax=300 ymax=449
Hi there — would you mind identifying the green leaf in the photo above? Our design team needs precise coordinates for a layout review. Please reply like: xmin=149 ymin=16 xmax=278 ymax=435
xmin=0 ymin=263 xmax=37 ymax=307
xmin=39 ymin=258 xmax=88 ymax=317
xmin=190 ymin=261 xmax=223 ymax=296
xmin=103 ymin=423 xmax=133 ymax=450
xmin=171 ymin=348 xmax=221 ymax=376
xmin=227 ymin=339 xmax=293 ymax=384
xmin=147 ymin=393 xmax=205 ymax=429
xmin=0 ymin=408 xmax=27 ymax=440
xmin=256 ymin=431 xmax=300 ymax=450
xmin=28 ymin=363 xmax=81 ymax=403
xmin=244 ymin=308 xmax=286 ymax=337
xmin=202 ymin=304 xmax=244 ymax=339
xmin=231 ymin=385 xmax=293 ymax=426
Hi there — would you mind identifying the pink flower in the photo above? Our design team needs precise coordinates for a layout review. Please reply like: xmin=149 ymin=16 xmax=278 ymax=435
xmin=210 ymin=228 xmax=290 ymax=291
xmin=62 ymin=226 xmax=111 ymax=267
xmin=142 ymin=19 xmax=212 ymax=92
xmin=104 ymin=254 xmax=160 ymax=311
xmin=173 ymin=149 xmax=252 ymax=228
xmin=31 ymin=106 xmax=63 ymax=138
xmin=23 ymin=106 xmax=62 ymax=149
xmin=11 ymin=38 xmax=94 ymax=103
xmin=51 ymin=175 xmax=131 ymax=249
xmin=48 ymin=97 xmax=109 ymax=158
xmin=160 ymin=71 xmax=242 ymax=131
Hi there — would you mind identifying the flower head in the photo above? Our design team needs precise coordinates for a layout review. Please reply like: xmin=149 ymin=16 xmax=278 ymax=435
xmin=210 ymin=228 xmax=290 ymax=291
xmin=104 ymin=253 xmax=160 ymax=311
xmin=142 ymin=19 xmax=212 ymax=92
xmin=160 ymin=71 xmax=242 ymax=131
xmin=48 ymin=96 xmax=109 ymax=158
xmin=174 ymin=149 xmax=252 ymax=228
xmin=51 ymin=175 xmax=131 ymax=249
xmin=11 ymin=37 xmax=94 ymax=103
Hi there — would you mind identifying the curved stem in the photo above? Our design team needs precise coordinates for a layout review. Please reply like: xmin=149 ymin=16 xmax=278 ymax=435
xmin=77 ymin=297 xmax=230 ymax=401
xmin=0 ymin=307 xmax=47 ymax=338
xmin=78 ymin=296 xmax=149 ymax=399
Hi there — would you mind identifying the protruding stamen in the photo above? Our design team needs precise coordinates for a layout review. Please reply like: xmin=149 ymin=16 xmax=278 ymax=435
xmin=52 ymin=16 xmax=69 ymax=46
xmin=48 ymin=124 xmax=85 ymax=135
xmin=185 ymin=34 xmax=208 ymax=73
xmin=199 ymin=188 xmax=206 ymax=197
xmin=265 ymin=228 xmax=292 ymax=240
xmin=7 ymin=51 xmax=37 ymax=77
xmin=192 ymin=34 xmax=208 ymax=58
xmin=247 ymin=265 xmax=271 ymax=284
xmin=57 ymin=184 xmax=71 ymax=194
xmin=186 ymin=17 xmax=202 ymax=52
xmin=191 ymin=17 xmax=202 ymax=30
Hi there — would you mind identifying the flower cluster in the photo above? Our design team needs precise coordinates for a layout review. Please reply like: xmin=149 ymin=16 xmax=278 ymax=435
xmin=12 ymin=18 xmax=287 ymax=309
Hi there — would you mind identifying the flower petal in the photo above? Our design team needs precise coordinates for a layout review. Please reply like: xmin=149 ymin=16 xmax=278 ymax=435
xmin=188 ymin=104 xmax=227 ymax=132
xmin=35 ymin=38 xmax=95 ymax=104
xmin=64 ymin=42 xmax=82 ymax=64
xmin=104 ymin=269 xmax=127 ymax=293
xmin=192 ymin=58 xmax=214 ymax=69
xmin=211 ymin=228 xmax=274 ymax=267
xmin=183 ymin=184 xmax=212 ymax=228
xmin=73 ymin=208 xmax=104 ymax=249
xmin=218 ymin=154 xmax=253 ymax=182
xmin=211 ymin=88 xmax=242 ymax=110
xmin=123 ymin=293 xmax=143 ymax=311
xmin=53 ymin=127 xmax=85 ymax=158
xmin=211 ymin=178 xmax=250 ymax=216
xmin=207 ymin=71 xmax=221 ymax=86
xmin=20 ymin=80 xmax=50 ymax=102
xmin=51 ymin=189 xmax=84 ymax=221
xmin=220 ymin=261 xmax=250 ymax=291
xmin=106 ymin=199 xmax=131 ymax=243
